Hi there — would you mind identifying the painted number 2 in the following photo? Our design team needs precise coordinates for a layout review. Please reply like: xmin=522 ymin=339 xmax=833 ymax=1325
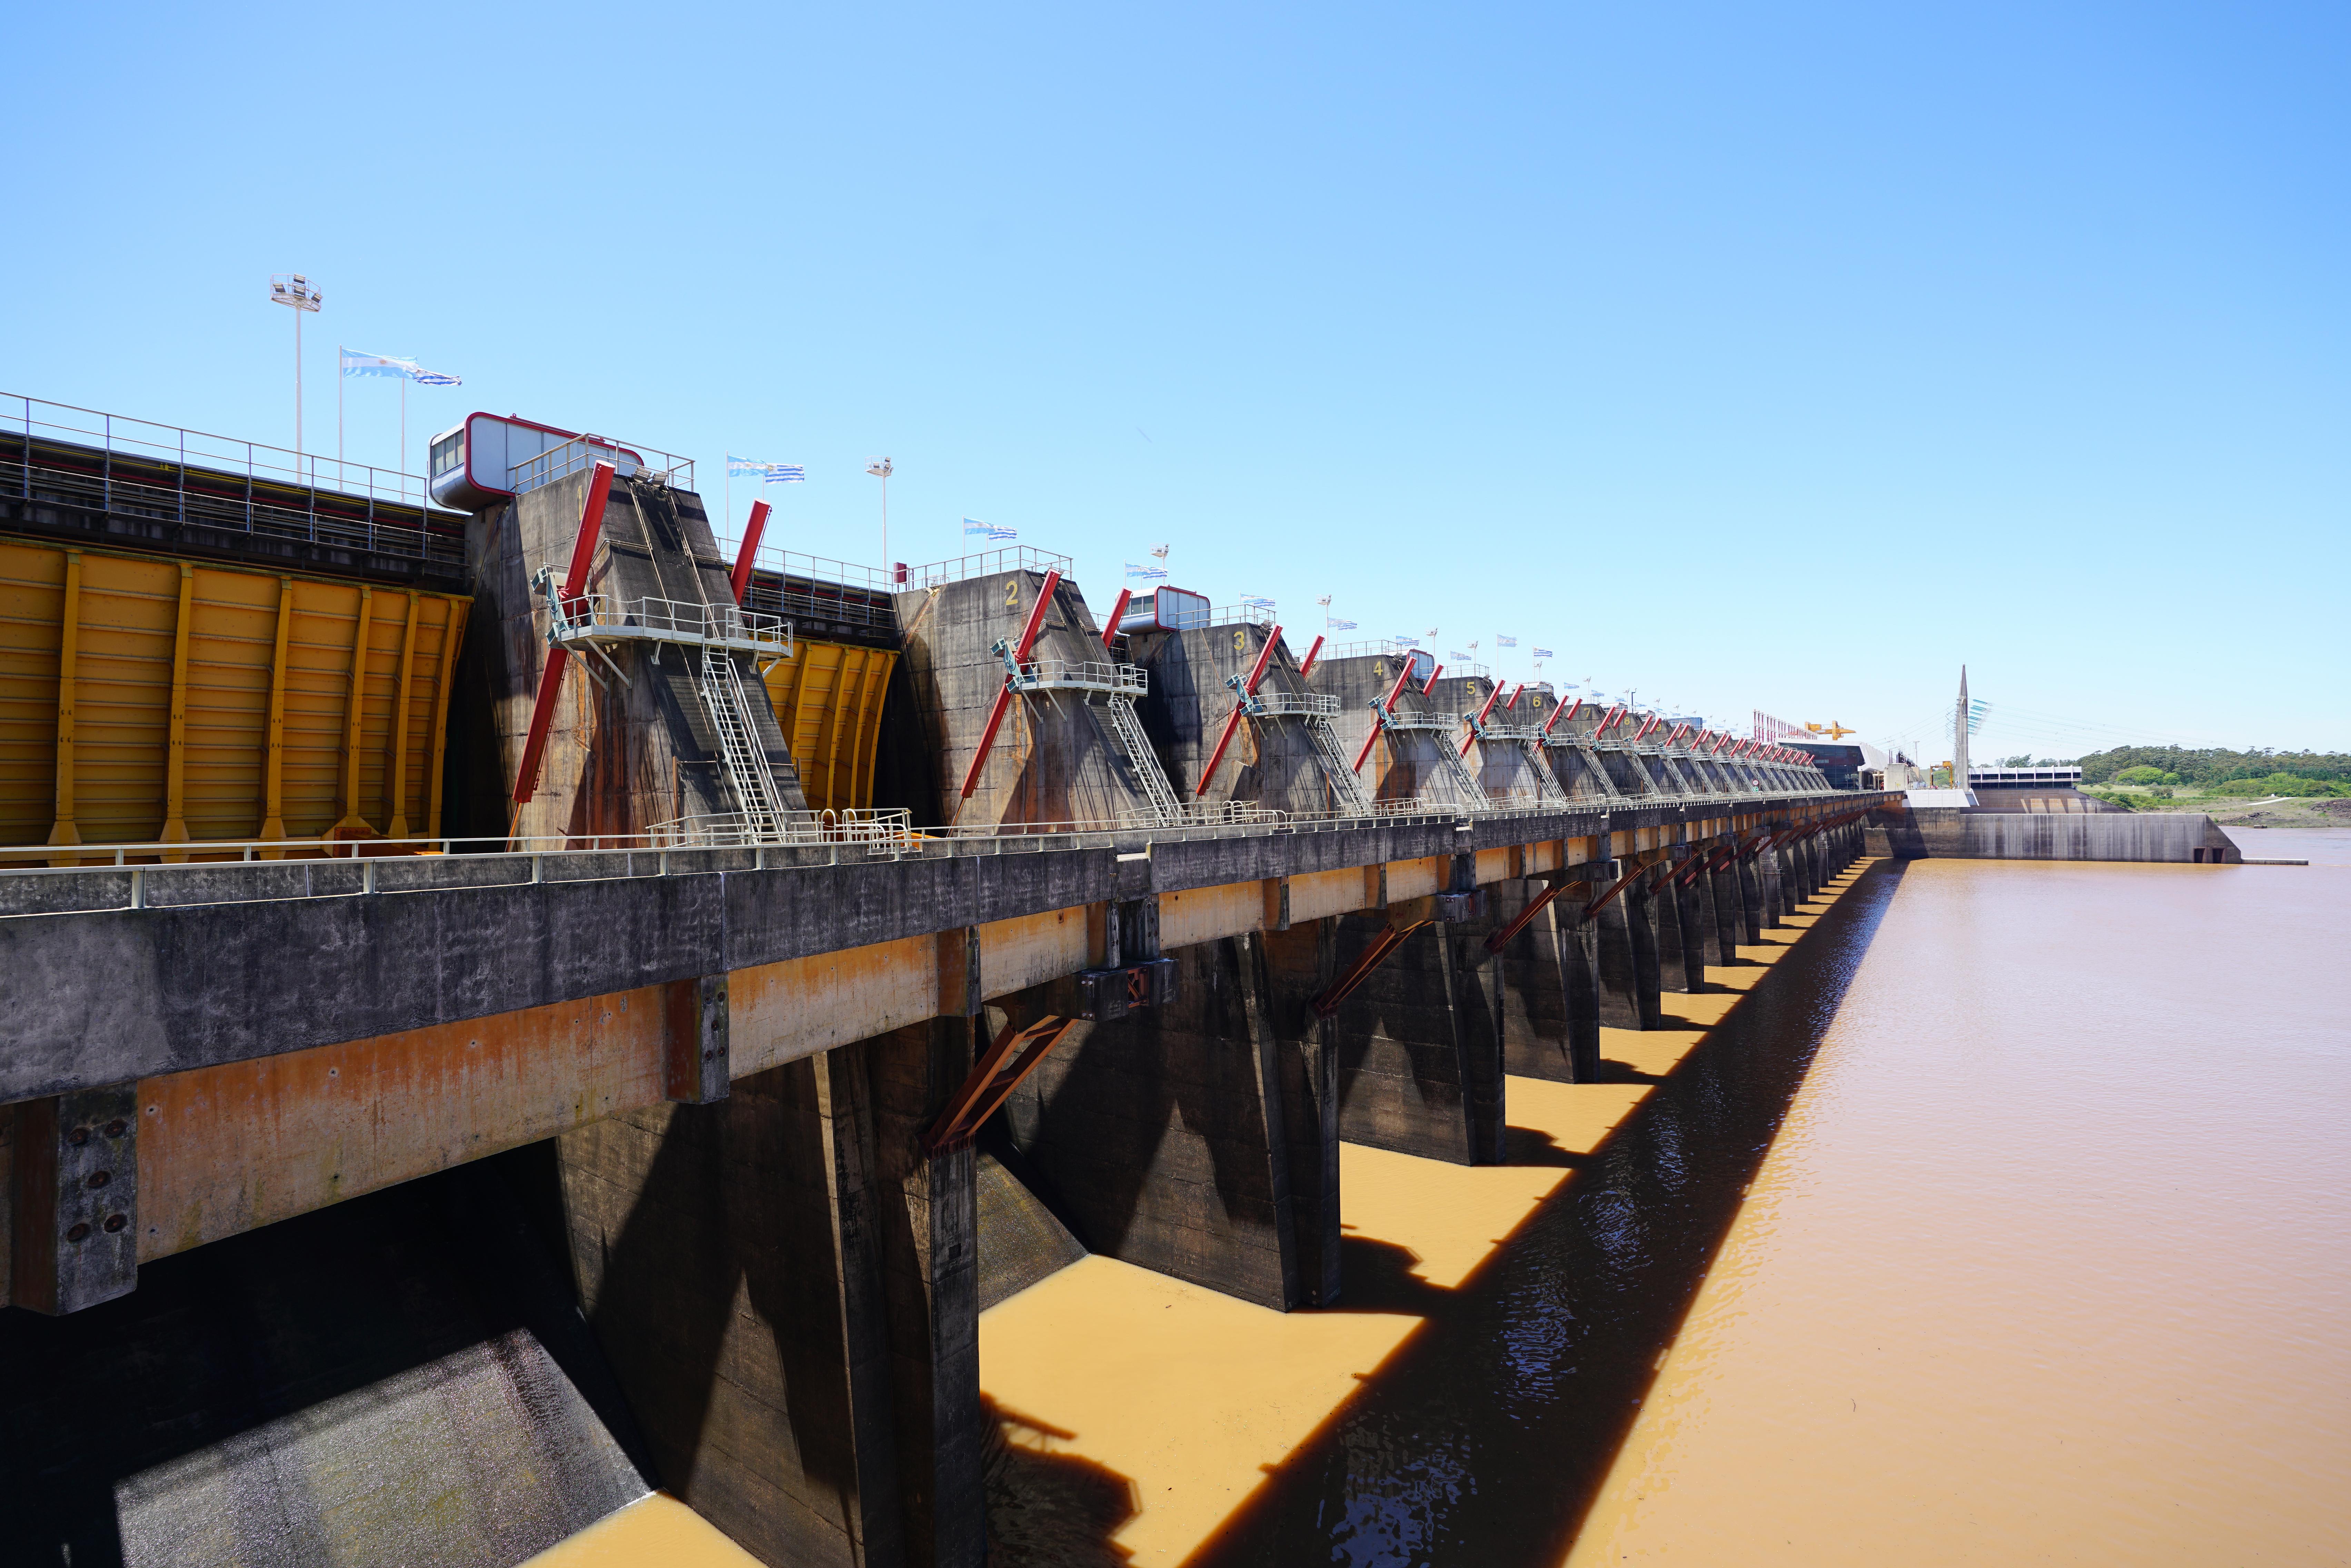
xmin=1005 ymin=579 xmax=1020 ymax=610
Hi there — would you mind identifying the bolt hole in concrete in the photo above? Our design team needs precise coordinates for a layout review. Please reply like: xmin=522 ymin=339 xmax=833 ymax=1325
xmin=968 ymin=853 xmax=2348 ymax=1567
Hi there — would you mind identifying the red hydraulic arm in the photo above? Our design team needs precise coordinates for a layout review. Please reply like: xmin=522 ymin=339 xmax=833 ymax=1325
xmin=1505 ymin=682 xmax=1525 ymax=709
xmin=1100 ymin=588 xmax=1132 ymax=652
xmin=1195 ymin=623 xmax=1284 ymax=796
xmin=1543 ymin=695 xmax=1583 ymax=736
xmin=1312 ymin=920 xmax=1429 ymax=1018
xmin=922 ymin=1012 xmax=1082 ymax=1154
xmin=1460 ymin=681 xmax=1505 ymax=757
xmin=1599 ymin=704 xmax=1627 ymax=735
xmin=1634 ymin=714 xmax=1660 ymax=742
xmin=512 ymin=461 xmax=618 ymax=808
xmin=1422 ymin=661 xmax=1444 ymax=696
xmin=1298 ymin=634 xmax=1324 ymax=678
xmin=727 ymin=499 xmax=771 ymax=604
xmin=958 ymin=568 xmax=1063 ymax=800
xmin=1580 ymin=858 xmax=1654 ymax=921
xmin=1482 ymin=876 xmax=1581 ymax=953
xmin=1351 ymin=659 xmax=1421 ymax=773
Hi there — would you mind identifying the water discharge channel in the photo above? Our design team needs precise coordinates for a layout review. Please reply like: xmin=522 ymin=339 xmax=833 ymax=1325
xmin=532 ymin=834 xmax=2350 ymax=1566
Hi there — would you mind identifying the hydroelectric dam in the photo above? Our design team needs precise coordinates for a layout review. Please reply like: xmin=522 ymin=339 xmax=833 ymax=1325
xmin=4 ymin=394 xmax=1917 ymax=1566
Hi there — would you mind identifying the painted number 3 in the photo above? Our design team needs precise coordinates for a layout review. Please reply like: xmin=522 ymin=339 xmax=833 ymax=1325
xmin=1234 ymin=629 xmax=1246 ymax=654
xmin=1005 ymin=579 xmax=1019 ymax=610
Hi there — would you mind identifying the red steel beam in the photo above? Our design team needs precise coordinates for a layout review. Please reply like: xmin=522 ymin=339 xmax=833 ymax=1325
xmin=1100 ymin=587 xmax=1132 ymax=652
xmin=1483 ymin=877 xmax=1578 ymax=953
xmin=1506 ymin=682 xmax=1525 ymax=709
xmin=922 ymin=1013 xmax=1081 ymax=1154
xmin=1422 ymin=661 xmax=1444 ymax=696
xmin=1581 ymin=859 xmax=1654 ymax=922
xmin=1460 ymin=681 xmax=1505 ymax=756
xmin=727 ymin=498 xmax=771 ymax=605
xmin=1352 ymin=659 xmax=1422 ymax=773
xmin=958 ymin=568 xmax=1064 ymax=800
xmin=1544 ymin=694 xmax=1583 ymax=735
xmin=512 ymin=462 xmax=618 ymax=806
xmin=1194 ymin=623 xmax=1287 ymax=796
xmin=1312 ymin=920 xmax=1428 ymax=1018
xmin=1298 ymin=634 xmax=1325 ymax=678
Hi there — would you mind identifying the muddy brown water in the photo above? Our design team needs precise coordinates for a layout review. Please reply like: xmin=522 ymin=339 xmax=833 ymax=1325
xmin=538 ymin=848 xmax=2351 ymax=1565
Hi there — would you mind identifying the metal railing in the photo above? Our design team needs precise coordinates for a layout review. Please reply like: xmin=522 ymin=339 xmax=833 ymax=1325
xmin=548 ymin=592 xmax=792 ymax=654
xmin=3 ymin=391 xmax=461 ymax=568
xmin=646 ymin=808 xmax=913 ymax=849
xmin=1249 ymin=690 xmax=1341 ymax=717
xmin=510 ymin=434 xmax=694 ymax=497
xmin=906 ymin=546 xmax=1073 ymax=590
xmin=1208 ymin=604 xmax=1278 ymax=627
xmin=1012 ymin=659 xmax=1147 ymax=695
xmin=1378 ymin=709 xmax=1459 ymax=733
xmin=1325 ymin=638 xmax=1428 ymax=663
xmin=724 ymin=544 xmax=903 ymax=630
xmin=0 ymin=787 xmax=1860 ymax=912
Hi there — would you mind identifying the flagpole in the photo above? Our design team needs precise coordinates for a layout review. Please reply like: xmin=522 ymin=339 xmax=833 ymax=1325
xmin=399 ymin=378 xmax=407 ymax=481
xmin=337 ymin=347 xmax=344 ymax=469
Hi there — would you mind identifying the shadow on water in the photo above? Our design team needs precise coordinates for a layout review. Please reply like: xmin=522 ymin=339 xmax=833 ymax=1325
xmin=982 ymin=1397 xmax=1141 ymax=1568
xmin=1164 ymin=860 xmax=1907 ymax=1568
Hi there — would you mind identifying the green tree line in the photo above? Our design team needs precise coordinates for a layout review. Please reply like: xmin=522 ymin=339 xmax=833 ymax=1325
xmin=2077 ymin=746 xmax=2351 ymax=785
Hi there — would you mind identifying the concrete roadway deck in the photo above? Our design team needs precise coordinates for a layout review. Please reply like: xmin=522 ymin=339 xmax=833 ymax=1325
xmin=0 ymin=793 xmax=1883 ymax=1304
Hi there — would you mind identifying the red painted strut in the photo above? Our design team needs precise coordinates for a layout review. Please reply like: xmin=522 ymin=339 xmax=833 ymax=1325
xmin=1312 ymin=920 xmax=1428 ymax=1018
xmin=1460 ymin=681 xmax=1505 ymax=757
xmin=958 ymin=569 xmax=1064 ymax=800
xmin=1422 ymin=661 xmax=1445 ymax=696
xmin=1195 ymin=623 xmax=1284 ymax=796
xmin=1298 ymin=634 xmax=1324 ymax=678
xmin=1543 ymin=694 xmax=1583 ymax=736
xmin=513 ymin=462 xmax=618 ymax=807
xmin=1100 ymin=588 xmax=1132 ymax=652
xmin=728 ymin=498 xmax=770 ymax=605
xmin=1352 ymin=658 xmax=1422 ymax=773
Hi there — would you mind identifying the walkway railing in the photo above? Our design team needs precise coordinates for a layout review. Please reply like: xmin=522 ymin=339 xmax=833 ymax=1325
xmin=2 ymin=391 xmax=461 ymax=568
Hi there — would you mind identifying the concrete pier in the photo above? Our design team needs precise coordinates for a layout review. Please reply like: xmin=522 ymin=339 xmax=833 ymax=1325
xmin=554 ymin=1020 xmax=985 ymax=1568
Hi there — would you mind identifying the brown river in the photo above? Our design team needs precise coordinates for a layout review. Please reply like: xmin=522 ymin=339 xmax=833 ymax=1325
xmin=535 ymin=830 xmax=2351 ymax=1566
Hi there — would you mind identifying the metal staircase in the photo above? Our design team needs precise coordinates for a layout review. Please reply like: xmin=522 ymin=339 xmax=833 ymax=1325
xmin=1099 ymin=693 xmax=1184 ymax=825
xmin=1304 ymin=713 xmax=1376 ymax=816
xmin=697 ymin=644 xmax=792 ymax=838
xmin=1519 ymin=740 xmax=1570 ymax=805
xmin=1573 ymin=743 xmax=1630 ymax=802
xmin=1431 ymin=734 xmax=1490 ymax=810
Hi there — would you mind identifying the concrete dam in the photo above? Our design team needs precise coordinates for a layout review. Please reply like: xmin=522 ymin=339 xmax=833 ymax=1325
xmin=4 ymin=398 xmax=1897 ymax=1566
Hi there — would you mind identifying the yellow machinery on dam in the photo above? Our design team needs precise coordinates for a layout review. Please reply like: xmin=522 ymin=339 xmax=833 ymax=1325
xmin=0 ymin=391 xmax=1880 ymax=1568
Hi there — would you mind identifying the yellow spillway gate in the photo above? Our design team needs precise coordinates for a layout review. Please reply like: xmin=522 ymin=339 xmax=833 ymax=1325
xmin=0 ymin=535 xmax=468 ymax=852
xmin=762 ymin=638 xmax=895 ymax=815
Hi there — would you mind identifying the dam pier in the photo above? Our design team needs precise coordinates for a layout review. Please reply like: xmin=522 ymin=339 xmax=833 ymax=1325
xmin=8 ymin=396 xmax=1886 ymax=1564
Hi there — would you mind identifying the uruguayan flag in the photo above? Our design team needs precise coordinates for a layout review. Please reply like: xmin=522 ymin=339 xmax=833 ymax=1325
xmin=411 ymin=365 xmax=461 ymax=386
xmin=963 ymin=517 xmax=1016 ymax=539
xmin=1327 ymin=617 xmax=1357 ymax=630
xmin=1496 ymin=635 xmax=1518 ymax=648
xmin=764 ymin=465 xmax=805 ymax=484
xmin=1532 ymin=646 xmax=1554 ymax=659
xmin=341 ymin=348 xmax=416 ymax=379
xmin=1125 ymin=562 xmax=1168 ymax=580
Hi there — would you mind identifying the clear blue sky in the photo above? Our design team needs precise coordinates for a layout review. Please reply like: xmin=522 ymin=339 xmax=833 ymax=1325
xmin=5 ymin=2 xmax=2343 ymax=762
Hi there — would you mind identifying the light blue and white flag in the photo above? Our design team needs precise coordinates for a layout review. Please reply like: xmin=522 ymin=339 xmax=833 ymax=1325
xmin=411 ymin=365 xmax=462 ymax=386
xmin=1326 ymin=616 xmax=1357 ymax=630
xmin=728 ymin=456 xmax=772 ymax=478
xmin=1532 ymin=646 xmax=1554 ymax=659
xmin=341 ymin=348 xmax=417 ymax=378
xmin=1125 ymin=562 xmax=1168 ymax=580
xmin=1496 ymin=634 xmax=1518 ymax=648
xmin=764 ymin=465 xmax=806 ymax=484
xmin=1392 ymin=635 xmax=1420 ymax=648
xmin=1241 ymin=595 xmax=1275 ymax=608
xmin=1450 ymin=651 xmax=1471 ymax=662
xmin=964 ymin=517 xmax=1016 ymax=539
